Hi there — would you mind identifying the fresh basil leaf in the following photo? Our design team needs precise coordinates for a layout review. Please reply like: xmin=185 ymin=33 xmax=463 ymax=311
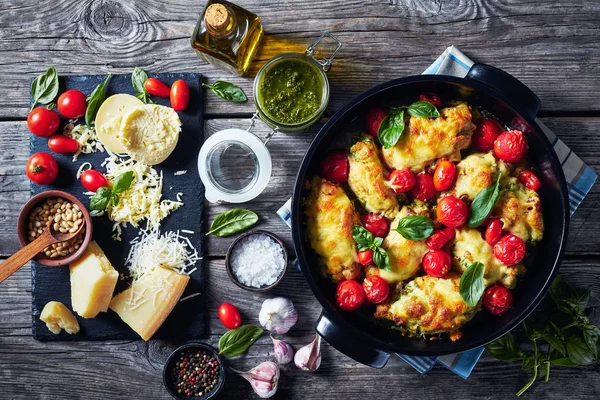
xmin=85 ymin=74 xmax=111 ymax=126
xmin=485 ymin=333 xmax=524 ymax=362
xmin=467 ymin=173 xmax=502 ymax=227
xmin=566 ymin=335 xmax=596 ymax=365
xmin=352 ymin=225 xmax=375 ymax=248
xmin=218 ymin=324 xmax=263 ymax=358
xmin=459 ymin=261 xmax=485 ymax=307
xmin=521 ymin=355 xmax=536 ymax=371
xmin=549 ymin=275 xmax=580 ymax=314
xmin=378 ymin=109 xmax=405 ymax=149
xmin=538 ymin=329 xmax=566 ymax=356
xmin=206 ymin=208 xmax=259 ymax=237
xmin=395 ymin=215 xmax=434 ymax=241
xmin=131 ymin=67 xmax=148 ymax=93
xmin=549 ymin=357 xmax=579 ymax=366
xmin=112 ymin=171 xmax=134 ymax=194
xmin=373 ymin=237 xmax=384 ymax=247
xmin=583 ymin=325 xmax=600 ymax=359
xmin=90 ymin=187 xmax=112 ymax=211
xmin=203 ymin=81 xmax=247 ymax=103
xmin=407 ymin=101 xmax=440 ymax=118
xmin=111 ymin=193 xmax=119 ymax=206
xmin=31 ymin=66 xmax=59 ymax=110
xmin=372 ymin=246 xmax=391 ymax=271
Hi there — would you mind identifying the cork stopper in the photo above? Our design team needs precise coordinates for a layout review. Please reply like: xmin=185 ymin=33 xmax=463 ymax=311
xmin=205 ymin=3 xmax=230 ymax=31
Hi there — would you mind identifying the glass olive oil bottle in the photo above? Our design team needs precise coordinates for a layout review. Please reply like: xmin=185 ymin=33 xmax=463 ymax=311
xmin=191 ymin=0 xmax=263 ymax=76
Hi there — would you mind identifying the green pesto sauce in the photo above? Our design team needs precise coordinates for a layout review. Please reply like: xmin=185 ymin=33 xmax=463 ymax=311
xmin=259 ymin=59 xmax=323 ymax=124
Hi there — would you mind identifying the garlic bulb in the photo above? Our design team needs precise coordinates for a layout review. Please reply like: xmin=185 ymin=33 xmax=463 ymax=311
xmin=271 ymin=335 xmax=294 ymax=364
xmin=294 ymin=333 xmax=322 ymax=372
xmin=259 ymin=297 xmax=298 ymax=334
xmin=231 ymin=361 xmax=280 ymax=399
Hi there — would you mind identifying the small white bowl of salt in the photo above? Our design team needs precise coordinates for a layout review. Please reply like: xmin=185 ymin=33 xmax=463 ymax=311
xmin=225 ymin=230 xmax=288 ymax=291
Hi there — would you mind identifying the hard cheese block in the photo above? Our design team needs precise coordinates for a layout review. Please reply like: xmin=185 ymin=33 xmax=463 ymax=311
xmin=109 ymin=267 xmax=190 ymax=341
xmin=40 ymin=301 xmax=80 ymax=335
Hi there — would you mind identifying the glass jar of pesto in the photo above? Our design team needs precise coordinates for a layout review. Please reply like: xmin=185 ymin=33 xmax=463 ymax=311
xmin=253 ymin=32 xmax=342 ymax=132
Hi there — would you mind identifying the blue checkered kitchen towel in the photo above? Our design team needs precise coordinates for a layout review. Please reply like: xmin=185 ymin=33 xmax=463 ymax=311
xmin=277 ymin=46 xmax=597 ymax=378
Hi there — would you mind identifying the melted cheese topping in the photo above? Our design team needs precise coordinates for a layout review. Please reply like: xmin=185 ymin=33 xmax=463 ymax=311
xmin=493 ymin=179 xmax=544 ymax=243
xmin=451 ymin=151 xmax=510 ymax=201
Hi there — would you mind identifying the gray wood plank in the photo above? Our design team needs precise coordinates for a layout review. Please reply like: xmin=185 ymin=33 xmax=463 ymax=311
xmin=1 ymin=0 xmax=600 ymax=117
xmin=0 ymin=259 xmax=598 ymax=399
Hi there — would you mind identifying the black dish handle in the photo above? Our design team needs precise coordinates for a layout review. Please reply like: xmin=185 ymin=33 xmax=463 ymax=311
xmin=465 ymin=63 xmax=541 ymax=119
xmin=316 ymin=312 xmax=391 ymax=368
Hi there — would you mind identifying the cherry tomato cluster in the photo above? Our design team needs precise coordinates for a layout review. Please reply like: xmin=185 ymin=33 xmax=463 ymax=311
xmin=144 ymin=78 xmax=190 ymax=111
xmin=336 ymin=275 xmax=390 ymax=311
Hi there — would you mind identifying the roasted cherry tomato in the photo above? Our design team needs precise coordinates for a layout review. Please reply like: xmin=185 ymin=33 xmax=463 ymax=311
xmin=472 ymin=118 xmax=503 ymax=152
xmin=422 ymin=250 xmax=452 ymax=278
xmin=320 ymin=151 xmax=349 ymax=183
xmin=361 ymin=213 xmax=389 ymax=238
xmin=357 ymin=250 xmax=374 ymax=266
xmin=80 ymin=169 xmax=109 ymax=192
xmin=389 ymin=168 xmax=416 ymax=193
xmin=365 ymin=107 xmax=388 ymax=137
xmin=436 ymin=195 xmax=468 ymax=228
xmin=170 ymin=79 xmax=190 ymax=111
xmin=362 ymin=275 xmax=390 ymax=304
xmin=57 ymin=89 xmax=87 ymax=119
xmin=27 ymin=107 xmax=60 ymax=137
xmin=483 ymin=285 xmax=514 ymax=316
xmin=485 ymin=218 xmax=503 ymax=246
xmin=418 ymin=93 xmax=443 ymax=108
xmin=144 ymin=77 xmax=171 ymax=98
xmin=493 ymin=234 xmax=526 ymax=266
xmin=48 ymin=135 xmax=79 ymax=153
xmin=433 ymin=160 xmax=456 ymax=191
xmin=26 ymin=152 xmax=58 ymax=185
xmin=426 ymin=227 xmax=455 ymax=250
xmin=336 ymin=280 xmax=365 ymax=311
xmin=410 ymin=172 xmax=436 ymax=202
xmin=518 ymin=170 xmax=541 ymax=192
xmin=218 ymin=303 xmax=242 ymax=329
xmin=494 ymin=130 xmax=528 ymax=163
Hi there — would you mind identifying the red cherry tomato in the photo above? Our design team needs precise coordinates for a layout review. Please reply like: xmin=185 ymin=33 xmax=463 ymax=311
xmin=362 ymin=275 xmax=390 ymax=304
xmin=320 ymin=151 xmax=349 ymax=183
xmin=27 ymin=107 xmax=60 ymax=137
xmin=48 ymin=135 xmax=79 ymax=153
xmin=483 ymin=285 xmax=514 ymax=316
xmin=336 ymin=280 xmax=365 ymax=311
xmin=57 ymin=90 xmax=87 ymax=119
xmin=218 ymin=303 xmax=242 ymax=329
xmin=80 ymin=169 xmax=109 ymax=192
xmin=170 ymin=79 xmax=190 ymax=111
xmin=422 ymin=250 xmax=452 ymax=278
xmin=357 ymin=250 xmax=374 ymax=266
xmin=472 ymin=118 xmax=504 ymax=152
xmin=494 ymin=130 xmax=528 ymax=163
xmin=418 ymin=93 xmax=443 ymax=108
xmin=144 ymin=78 xmax=171 ymax=98
xmin=26 ymin=152 xmax=58 ymax=185
xmin=365 ymin=107 xmax=388 ymax=137
xmin=410 ymin=173 xmax=436 ymax=202
xmin=426 ymin=227 xmax=455 ymax=250
xmin=436 ymin=196 xmax=468 ymax=228
xmin=389 ymin=168 xmax=416 ymax=193
xmin=361 ymin=213 xmax=389 ymax=238
xmin=485 ymin=218 xmax=503 ymax=246
xmin=518 ymin=170 xmax=541 ymax=192
xmin=433 ymin=160 xmax=456 ymax=191
xmin=493 ymin=234 xmax=526 ymax=266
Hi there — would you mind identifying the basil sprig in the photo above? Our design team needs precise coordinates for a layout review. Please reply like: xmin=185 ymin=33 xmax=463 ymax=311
xmin=394 ymin=215 xmax=434 ymax=241
xmin=206 ymin=208 xmax=258 ymax=237
xmin=203 ymin=81 xmax=247 ymax=103
xmin=30 ymin=67 xmax=59 ymax=110
xmin=132 ymin=67 xmax=155 ymax=104
xmin=467 ymin=173 xmax=502 ymax=227
xmin=218 ymin=324 xmax=264 ymax=358
xmin=352 ymin=225 xmax=391 ymax=271
xmin=85 ymin=74 xmax=111 ymax=126
xmin=378 ymin=101 xmax=440 ymax=148
xmin=89 ymin=171 xmax=134 ymax=211
xmin=459 ymin=261 xmax=485 ymax=307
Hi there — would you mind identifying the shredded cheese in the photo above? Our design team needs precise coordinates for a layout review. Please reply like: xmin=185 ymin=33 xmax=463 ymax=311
xmin=174 ymin=170 xmax=187 ymax=176
xmin=179 ymin=293 xmax=201 ymax=303
xmin=66 ymin=124 xmax=105 ymax=162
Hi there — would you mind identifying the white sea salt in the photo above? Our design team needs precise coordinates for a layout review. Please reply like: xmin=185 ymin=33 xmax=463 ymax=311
xmin=230 ymin=234 xmax=285 ymax=288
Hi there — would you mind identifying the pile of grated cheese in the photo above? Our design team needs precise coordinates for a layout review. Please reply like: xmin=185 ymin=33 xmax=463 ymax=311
xmin=64 ymin=123 xmax=105 ymax=162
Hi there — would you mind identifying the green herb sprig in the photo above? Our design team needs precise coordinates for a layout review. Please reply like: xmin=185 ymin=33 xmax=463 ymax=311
xmin=378 ymin=101 xmax=440 ymax=149
xmin=352 ymin=225 xmax=390 ymax=271
xmin=30 ymin=67 xmax=59 ymax=111
xmin=206 ymin=208 xmax=258 ymax=237
xmin=203 ymin=80 xmax=247 ymax=103
xmin=394 ymin=215 xmax=434 ymax=241
xmin=132 ymin=67 xmax=155 ymax=104
xmin=218 ymin=324 xmax=264 ymax=358
xmin=86 ymin=74 xmax=111 ymax=127
xmin=89 ymin=171 xmax=134 ymax=211
xmin=467 ymin=173 xmax=502 ymax=227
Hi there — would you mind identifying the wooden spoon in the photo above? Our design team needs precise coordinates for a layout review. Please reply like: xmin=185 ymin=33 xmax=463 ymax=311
xmin=0 ymin=223 xmax=84 ymax=284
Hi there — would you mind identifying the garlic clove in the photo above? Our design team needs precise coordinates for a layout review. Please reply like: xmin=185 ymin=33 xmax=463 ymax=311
xmin=294 ymin=333 xmax=322 ymax=372
xmin=232 ymin=361 xmax=280 ymax=399
xmin=259 ymin=297 xmax=298 ymax=334
xmin=271 ymin=335 xmax=294 ymax=364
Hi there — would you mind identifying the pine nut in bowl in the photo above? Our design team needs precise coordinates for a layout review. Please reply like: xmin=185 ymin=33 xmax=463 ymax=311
xmin=225 ymin=230 xmax=288 ymax=291
xmin=16 ymin=190 xmax=93 ymax=267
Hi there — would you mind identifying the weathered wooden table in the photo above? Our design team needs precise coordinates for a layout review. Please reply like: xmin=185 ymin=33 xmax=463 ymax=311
xmin=1 ymin=1 xmax=599 ymax=398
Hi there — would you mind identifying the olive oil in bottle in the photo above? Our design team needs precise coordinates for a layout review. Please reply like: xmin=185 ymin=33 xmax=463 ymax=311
xmin=191 ymin=0 xmax=263 ymax=76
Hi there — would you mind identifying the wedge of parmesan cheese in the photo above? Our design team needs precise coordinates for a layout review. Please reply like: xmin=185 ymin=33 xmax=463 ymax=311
xmin=40 ymin=301 xmax=80 ymax=335
xmin=96 ymin=94 xmax=144 ymax=154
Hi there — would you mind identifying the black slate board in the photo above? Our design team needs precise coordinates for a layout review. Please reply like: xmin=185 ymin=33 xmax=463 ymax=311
xmin=30 ymin=73 xmax=205 ymax=341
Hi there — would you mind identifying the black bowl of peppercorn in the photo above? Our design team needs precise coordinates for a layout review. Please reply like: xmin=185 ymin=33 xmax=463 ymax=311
xmin=163 ymin=343 xmax=226 ymax=399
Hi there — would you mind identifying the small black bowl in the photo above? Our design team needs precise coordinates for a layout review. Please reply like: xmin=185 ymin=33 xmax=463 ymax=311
xmin=163 ymin=343 xmax=226 ymax=399
xmin=225 ymin=230 xmax=289 ymax=292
